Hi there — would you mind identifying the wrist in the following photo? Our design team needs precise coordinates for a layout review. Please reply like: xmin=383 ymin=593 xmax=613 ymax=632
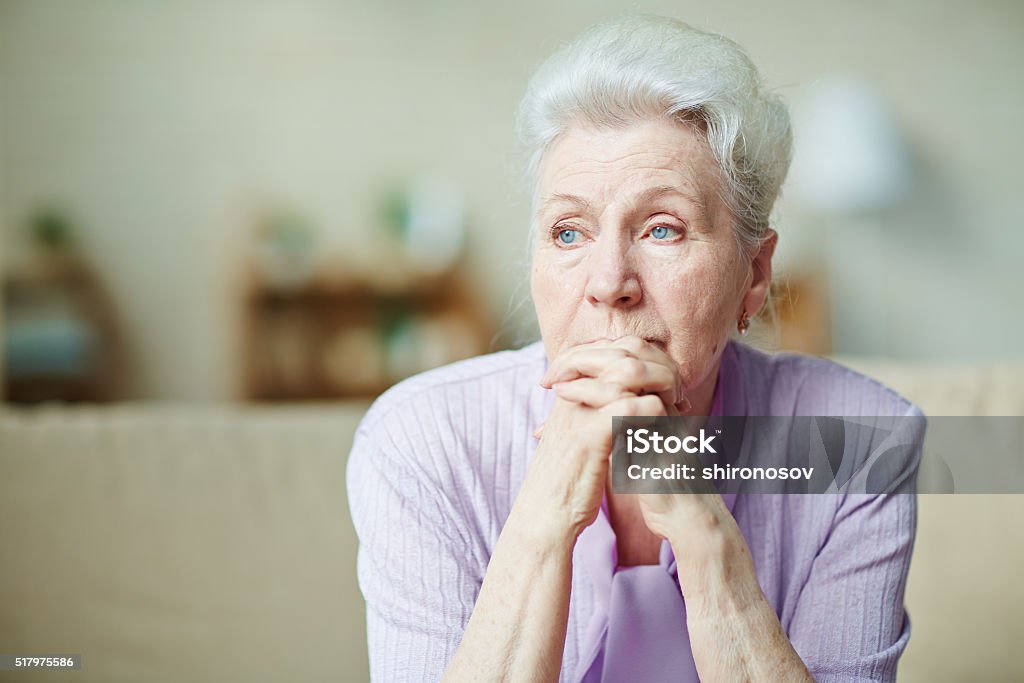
xmin=511 ymin=452 xmax=604 ymax=550
xmin=503 ymin=499 xmax=580 ymax=558
xmin=669 ymin=524 xmax=763 ymax=619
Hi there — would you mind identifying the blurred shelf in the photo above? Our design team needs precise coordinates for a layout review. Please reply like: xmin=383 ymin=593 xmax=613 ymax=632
xmin=241 ymin=268 xmax=494 ymax=401
xmin=3 ymin=256 xmax=123 ymax=403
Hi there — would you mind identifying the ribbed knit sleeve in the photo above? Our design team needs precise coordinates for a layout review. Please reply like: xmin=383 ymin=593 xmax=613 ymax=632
xmin=347 ymin=418 xmax=482 ymax=682
xmin=346 ymin=345 xmax=552 ymax=682
xmin=784 ymin=415 xmax=924 ymax=682
xmin=728 ymin=344 xmax=926 ymax=682
xmin=760 ymin=354 xmax=926 ymax=682
xmin=787 ymin=487 xmax=917 ymax=682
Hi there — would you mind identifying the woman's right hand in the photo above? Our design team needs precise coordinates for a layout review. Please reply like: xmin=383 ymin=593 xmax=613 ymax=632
xmin=517 ymin=386 xmax=667 ymax=546
xmin=444 ymin=339 xmax=678 ymax=682
xmin=446 ymin=389 xmax=665 ymax=682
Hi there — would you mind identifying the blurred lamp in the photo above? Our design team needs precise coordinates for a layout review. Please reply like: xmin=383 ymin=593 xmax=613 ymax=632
xmin=403 ymin=176 xmax=466 ymax=275
xmin=789 ymin=78 xmax=914 ymax=214
xmin=787 ymin=78 xmax=916 ymax=356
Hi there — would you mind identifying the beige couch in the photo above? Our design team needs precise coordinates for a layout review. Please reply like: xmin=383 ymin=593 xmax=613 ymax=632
xmin=1 ymin=360 xmax=1023 ymax=682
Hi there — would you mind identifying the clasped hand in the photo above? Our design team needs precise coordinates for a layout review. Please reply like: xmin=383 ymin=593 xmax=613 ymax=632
xmin=528 ymin=335 xmax=731 ymax=549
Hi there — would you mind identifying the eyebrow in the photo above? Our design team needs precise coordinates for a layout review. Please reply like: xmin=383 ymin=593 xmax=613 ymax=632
xmin=536 ymin=183 xmax=705 ymax=218
xmin=635 ymin=184 xmax=706 ymax=212
xmin=536 ymin=193 xmax=594 ymax=218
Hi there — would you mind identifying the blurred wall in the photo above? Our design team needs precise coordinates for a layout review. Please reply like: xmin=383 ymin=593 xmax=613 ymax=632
xmin=0 ymin=95 xmax=5 ymax=388
xmin=1 ymin=0 xmax=1021 ymax=400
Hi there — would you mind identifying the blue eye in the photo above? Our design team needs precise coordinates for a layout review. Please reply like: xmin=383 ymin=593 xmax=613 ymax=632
xmin=557 ymin=228 xmax=582 ymax=245
xmin=650 ymin=225 xmax=680 ymax=240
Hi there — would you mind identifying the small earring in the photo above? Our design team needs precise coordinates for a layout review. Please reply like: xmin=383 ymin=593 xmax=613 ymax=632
xmin=737 ymin=310 xmax=751 ymax=336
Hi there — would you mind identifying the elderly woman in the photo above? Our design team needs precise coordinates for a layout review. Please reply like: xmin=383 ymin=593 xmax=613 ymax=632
xmin=348 ymin=15 xmax=923 ymax=683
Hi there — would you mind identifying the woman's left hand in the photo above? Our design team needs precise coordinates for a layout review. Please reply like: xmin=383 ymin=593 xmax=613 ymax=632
xmin=540 ymin=335 xmax=741 ymax=577
xmin=542 ymin=336 xmax=815 ymax=682
xmin=540 ymin=335 xmax=686 ymax=413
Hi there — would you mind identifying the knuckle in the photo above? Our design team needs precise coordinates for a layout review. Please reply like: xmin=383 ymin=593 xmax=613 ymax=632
xmin=609 ymin=357 xmax=645 ymax=382
xmin=617 ymin=335 xmax=644 ymax=353
xmin=604 ymin=393 xmax=663 ymax=417
xmin=603 ymin=381 xmax=625 ymax=399
xmin=640 ymin=395 xmax=665 ymax=414
xmin=609 ymin=348 xmax=631 ymax=363
xmin=602 ymin=398 xmax=631 ymax=416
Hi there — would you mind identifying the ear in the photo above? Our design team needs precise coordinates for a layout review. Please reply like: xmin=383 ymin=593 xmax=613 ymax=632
xmin=740 ymin=229 xmax=778 ymax=317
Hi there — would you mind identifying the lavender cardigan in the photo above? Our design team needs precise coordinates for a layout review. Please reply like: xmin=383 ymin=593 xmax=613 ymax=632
xmin=347 ymin=340 xmax=924 ymax=682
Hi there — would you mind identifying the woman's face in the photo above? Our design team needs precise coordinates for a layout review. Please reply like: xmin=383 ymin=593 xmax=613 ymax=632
xmin=530 ymin=117 xmax=772 ymax=402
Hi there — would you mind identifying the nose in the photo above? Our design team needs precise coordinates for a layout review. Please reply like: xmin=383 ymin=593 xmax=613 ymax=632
xmin=583 ymin=238 xmax=642 ymax=308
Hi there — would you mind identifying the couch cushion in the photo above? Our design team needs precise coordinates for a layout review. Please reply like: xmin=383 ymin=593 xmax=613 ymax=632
xmin=831 ymin=358 xmax=1024 ymax=681
xmin=0 ymin=403 xmax=369 ymax=682
xmin=3 ymin=356 xmax=1024 ymax=682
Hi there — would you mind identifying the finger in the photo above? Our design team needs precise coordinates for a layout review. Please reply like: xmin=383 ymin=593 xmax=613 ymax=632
xmin=600 ymin=393 xmax=667 ymax=418
xmin=607 ymin=335 xmax=671 ymax=364
xmin=600 ymin=358 xmax=678 ymax=402
xmin=546 ymin=348 xmax=673 ymax=390
xmin=538 ymin=338 xmax=610 ymax=387
xmin=541 ymin=347 xmax=632 ymax=387
xmin=554 ymin=378 xmax=633 ymax=407
xmin=544 ymin=339 xmax=684 ymax=402
xmin=607 ymin=334 xmax=649 ymax=355
xmin=541 ymin=336 xmax=659 ymax=386
xmin=532 ymin=422 xmax=545 ymax=439
xmin=674 ymin=395 xmax=692 ymax=415
xmin=664 ymin=398 xmax=680 ymax=417
xmin=604 ymin=339 xmax=686 ymax=405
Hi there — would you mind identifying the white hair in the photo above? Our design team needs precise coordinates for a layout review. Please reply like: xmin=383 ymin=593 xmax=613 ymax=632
xmin=517 ymin=15 xmax=793 ymax=254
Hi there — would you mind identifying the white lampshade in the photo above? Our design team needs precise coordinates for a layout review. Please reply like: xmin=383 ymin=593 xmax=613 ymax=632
xmin=789 ymin=78 xmax=914 ymax=215
xmin=404 ymin=176 xmax=466 ymax=275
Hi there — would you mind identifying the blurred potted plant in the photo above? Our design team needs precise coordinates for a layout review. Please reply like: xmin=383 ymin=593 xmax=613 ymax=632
xmin=27 ymin=207 xmax=78 ymax=274
xmin=4 ymin=204 xmax=121 ymax=401
xmin=256 ymin=211 xmax=317 ymax=290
